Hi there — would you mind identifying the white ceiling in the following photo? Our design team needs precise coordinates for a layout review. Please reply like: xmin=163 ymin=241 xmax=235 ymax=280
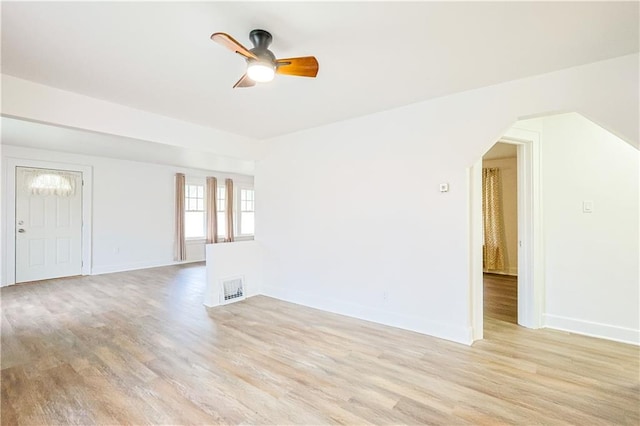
xmin=2 ymin=1 xmax=638 ymax=140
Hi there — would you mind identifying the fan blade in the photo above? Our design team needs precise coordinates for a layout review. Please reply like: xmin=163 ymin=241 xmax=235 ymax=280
xmin=211 ymin=32 xmax=257 ymax=60
xmin=275 ymin=56 xmax=319 ymax=78
xmin=233 ymin=73 xmax=256 ymax=89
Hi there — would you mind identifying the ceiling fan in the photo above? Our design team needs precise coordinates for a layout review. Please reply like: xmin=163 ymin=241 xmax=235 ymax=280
xmin=210 ymin=29 xmax=319 ymax=88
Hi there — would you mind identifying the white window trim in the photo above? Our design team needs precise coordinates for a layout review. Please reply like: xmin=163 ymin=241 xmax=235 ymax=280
xmin=216 ymin=185 xmax=226 ymax=240
xmin=181 ymin=176 xmax=254 ymax=243
xmin=184 ymin=180 xmax=206 ymax=241
xmin=236 ymin=185 xmax=255 ymax=239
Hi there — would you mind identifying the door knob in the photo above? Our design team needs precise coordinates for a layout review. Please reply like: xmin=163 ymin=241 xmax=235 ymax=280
xmin=18 ymin=229 xmax=25 ymax=233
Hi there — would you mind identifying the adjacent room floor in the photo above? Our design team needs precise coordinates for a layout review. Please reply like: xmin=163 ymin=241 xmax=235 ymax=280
xmin=2 ymin=264 xmax=638 ymax=424
xmin=483 ymin=273 xmax=518 ymax=324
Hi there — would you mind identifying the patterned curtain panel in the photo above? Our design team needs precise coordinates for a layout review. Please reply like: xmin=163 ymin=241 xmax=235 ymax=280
xmin=482 ymin=168 xmax=506 ymax=271
xmin=206 ymin=177 xmax=218 ymax=244
xmin=175 ymin=173 xmax=187 ymax=261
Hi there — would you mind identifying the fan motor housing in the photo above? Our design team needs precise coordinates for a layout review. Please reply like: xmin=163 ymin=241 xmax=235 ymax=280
xmin=249 ymin=29 xmax=276 ymax=63
xmin=249 ymin=29 xmax=272 ymax=49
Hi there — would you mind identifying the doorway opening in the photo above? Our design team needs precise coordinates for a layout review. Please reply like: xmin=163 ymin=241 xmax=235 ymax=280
xmin=482 ymin=142 xmax=519 ymax=327
xmin=470 ymin=127 xmax=542 ymax=341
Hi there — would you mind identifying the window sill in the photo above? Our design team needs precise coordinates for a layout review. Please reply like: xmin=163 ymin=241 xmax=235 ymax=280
xmin=210 ymin=236 xmax=254 ymax=243
xmin=186 ymin=238 xmax=206 ymax=244
xmin=189 ymin=236 xmax=254 ymax=245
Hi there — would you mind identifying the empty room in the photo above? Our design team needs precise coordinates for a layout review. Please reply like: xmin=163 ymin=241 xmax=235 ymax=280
xmin=1 ymin=2 xmax=639 ymax=425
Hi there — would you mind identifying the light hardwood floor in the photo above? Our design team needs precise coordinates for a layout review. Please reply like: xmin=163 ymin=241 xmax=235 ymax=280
xmin=483 ymin=273 xmax=518 ymax=324
xmin=2 ymin=264 xmax=638 ymax=425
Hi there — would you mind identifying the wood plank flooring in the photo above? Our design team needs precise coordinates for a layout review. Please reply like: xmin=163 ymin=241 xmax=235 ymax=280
xmin=483 ymin=273 xmax=518 ymax=324
xmin=2 ymin=263 xmax=639 ymax=425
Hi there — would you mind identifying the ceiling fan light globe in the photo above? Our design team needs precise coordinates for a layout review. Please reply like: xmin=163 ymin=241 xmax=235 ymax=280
xmin=247 ymin=62 xmax=275 ymax=83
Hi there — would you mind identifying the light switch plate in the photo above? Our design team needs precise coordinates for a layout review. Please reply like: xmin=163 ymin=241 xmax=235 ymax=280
xmin=583 ymin=200 xmax=594 ymax=213
xmin=439 ymin=183 xmax=449 ymax=192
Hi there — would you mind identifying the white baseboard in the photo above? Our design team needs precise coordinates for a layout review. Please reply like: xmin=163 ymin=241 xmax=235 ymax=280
xmin=204 ymin=293 xmax=259 ymax=308
xmin=91 ymin=259 xmax=202 ymax=275
xmin=262 ymin=284 xmax=473 ymax=346
xmin=544 ymin=314 xmax=639 ymax=346
xmin=1 ymin=259 xmax=204 ymax=286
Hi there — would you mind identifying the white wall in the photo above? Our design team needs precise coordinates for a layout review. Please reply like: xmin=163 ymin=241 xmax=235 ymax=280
xmin=482 ymin=154 xmax=518 ymax=275
xmin=523 ymin=113 xmax=638 ymax=343
xmin=1 ymin=145 xmax=253 ymax=285
xmin=204 ymin=241 xmax=262 ymax=307
xmin=255 ymin=54 xmax=639 ymax=345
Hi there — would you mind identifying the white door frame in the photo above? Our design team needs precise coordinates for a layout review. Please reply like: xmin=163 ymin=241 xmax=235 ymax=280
xmin=4 ymin=158 xmax=93 ymax=286
xmin=469 ymin=127 xmax=544 ymax=340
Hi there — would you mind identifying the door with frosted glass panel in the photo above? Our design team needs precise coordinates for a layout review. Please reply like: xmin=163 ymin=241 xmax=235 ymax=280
xmin=15 ymin=167 xmax=83 ymax=283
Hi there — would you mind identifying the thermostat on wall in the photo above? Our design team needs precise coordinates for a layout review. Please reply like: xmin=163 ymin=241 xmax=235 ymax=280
xmin=439 ymin=183 xmax=449 ymax=192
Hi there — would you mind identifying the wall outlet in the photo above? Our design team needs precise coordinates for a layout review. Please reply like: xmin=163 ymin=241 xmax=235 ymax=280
xmin=383 ymin=291 xmax=388 ymax=302
xmin=439 ymin=183 xmax=449 ymax=192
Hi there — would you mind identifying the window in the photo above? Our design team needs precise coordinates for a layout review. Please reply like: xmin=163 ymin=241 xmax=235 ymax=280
xmin=182 ymin=179 xmax=253 ymax=241
xmin=239 ymin=188 xmax=255 ymax=235
xmin=216 ymin=186 xmax=226 ymax=238
xmin=185 ymin=184 xmax=205 ymax=238
xmin=26 ymin=170 xmax=76 ymax=196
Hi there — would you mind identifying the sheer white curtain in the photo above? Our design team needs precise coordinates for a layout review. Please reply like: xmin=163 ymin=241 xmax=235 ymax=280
xmin=175 ymin=173 xmax=186 ymax=261
xmin=24 ymin=169 xmax=77 ymax=196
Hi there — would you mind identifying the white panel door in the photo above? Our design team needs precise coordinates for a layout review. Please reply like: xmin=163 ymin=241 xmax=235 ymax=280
xmin=15 ymin=167 xmax=83 ymax=283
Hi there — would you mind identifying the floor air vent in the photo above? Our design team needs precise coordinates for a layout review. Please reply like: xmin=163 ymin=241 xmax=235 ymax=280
xmin=220 ymin=276 xmax=245 ymax=304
